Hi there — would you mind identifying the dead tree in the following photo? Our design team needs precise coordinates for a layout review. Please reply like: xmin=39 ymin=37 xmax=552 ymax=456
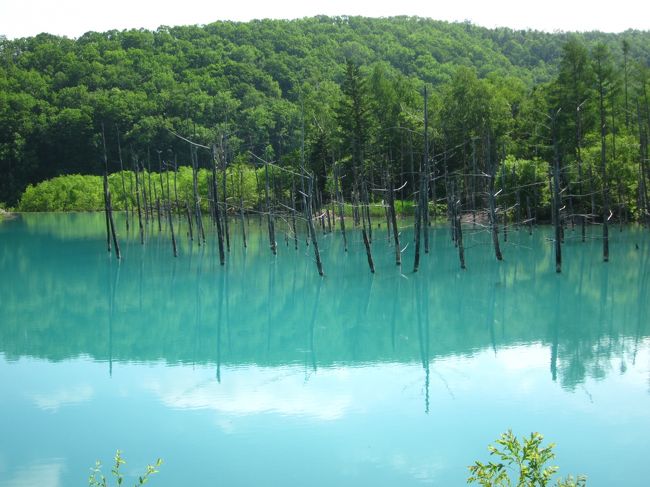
xmin=290 ymin=175 xmax=298 ymax=250
xmin=173 ymin=154 xmax=180 ymax=223
xmin=413 ymin=169 xmax=425 ymax=273
xmin=133 ymin=157 xmax=144 ymax=244
xmin=360 ymin=180 xmax=375 ymax=273
xmin=307 ymin=176 xmax=324 ymax=276
xmin=638 ymin=103 xmax=650 ymax=225
xmin=238 ymin=164 xmax=248 ymax=248
xmin=101 ymin=124 xmax=120 ymax=259
xmin=452 ymin=181 xmax=466 ymax=269
xmin=551 ymin=109 xmax=563 ymax=273
xmin=386 ymin=173 xmax=401 ymax=266
xmin=333 ymin=161 xmax=348 ymax=252
xmin=220 ymin=135 xmax=231 ymax=252
xmin=115 ymin=127 xmax=129 ymax=232
xmin=185 ymin=200 xmax=194 ymax=241
xmin=165 ymin=167 xmax=178 ymax=257
xmin=264 ymin=158 xmax=277 ymax=255
xmin=423 ymin=86 xmax=430 ymax=253
xmin=211 ymin=145 xmax=225 ymax=265
xmin=486 ymin=133 xmax=503 ymax=261
xmin=190 ymin=146 xmax=206 ymax=244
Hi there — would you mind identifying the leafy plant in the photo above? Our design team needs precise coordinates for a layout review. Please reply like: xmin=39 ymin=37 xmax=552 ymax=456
xmin=467 ymin=430 xmax=586 ymax=487
xmin=89 ymin=450 xmax=162 ymax=487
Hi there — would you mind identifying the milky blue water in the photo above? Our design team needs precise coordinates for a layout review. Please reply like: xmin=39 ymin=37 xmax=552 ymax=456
xmin=1 ymin=213 xmax=649 ymax=486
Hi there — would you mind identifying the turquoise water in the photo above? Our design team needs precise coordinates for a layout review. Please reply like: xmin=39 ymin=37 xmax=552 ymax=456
xmin=1 ymin=213 xmax=649 ymax=486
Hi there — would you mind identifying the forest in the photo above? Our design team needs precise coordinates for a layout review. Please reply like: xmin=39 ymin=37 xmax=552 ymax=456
xmin=1 ymin=16 xmax=650 ymax=239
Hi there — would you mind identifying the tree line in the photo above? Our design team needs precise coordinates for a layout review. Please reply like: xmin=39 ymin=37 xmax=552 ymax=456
xmin=2 ymin=17 xmax=650 ymax=240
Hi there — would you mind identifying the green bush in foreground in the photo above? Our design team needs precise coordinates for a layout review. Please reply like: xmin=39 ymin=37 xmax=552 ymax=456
xmin=468 ymin=430 xmax=586 ymax=487
xmin=89 ymin=450 xmax=162 ymax=487
xmin=88 ymin=431 xmax=585 ymax=486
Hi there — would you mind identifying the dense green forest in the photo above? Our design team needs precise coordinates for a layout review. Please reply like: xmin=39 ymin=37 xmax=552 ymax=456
xmin=1 ymin=16 xmax=649 ymax=227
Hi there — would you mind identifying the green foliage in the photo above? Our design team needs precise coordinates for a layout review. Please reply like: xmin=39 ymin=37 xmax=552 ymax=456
xmin=1 ymin=18 xmax=649 ymax=222
xmin=497 ymin=156 xmax=551 ymax=214
xmin=19 ymin=174 xmax=104 ymax=211
xmin=89 ymin=450 xmax=162 ymax=487
xmin=16 ymin=165 xmax=266 ymax=212
xmin=467 ymin=430 xmax=586 ymax=487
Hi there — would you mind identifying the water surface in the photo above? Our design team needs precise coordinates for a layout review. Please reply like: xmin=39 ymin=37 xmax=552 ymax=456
xmin=1 ymin=213 xmax=649 ymax=486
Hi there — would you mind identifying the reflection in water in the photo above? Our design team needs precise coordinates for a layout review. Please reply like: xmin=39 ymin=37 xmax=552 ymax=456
xmin=416 ymin=275 xmax=430 ymax=414
xmin=32 ymin=385 xmax=94 ymax=412
xmin=1 ymin=215 xmax=650 ymax=486
xmin=0 ymin=459 xmax=65 ymax=487
xmin=0 ymin=214 xmax=648 ymax=389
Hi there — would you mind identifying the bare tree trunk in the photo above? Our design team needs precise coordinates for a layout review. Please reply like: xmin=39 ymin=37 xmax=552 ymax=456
xmin=156 ymin=197 xmax=162 ymax=233
xmin=106 ymin=181 xmax=121 ymax=260
xmin=362 ymin=180 xmax=372 ymax=243
xmin=222 ymin=148 xmax=230 ymax=252
xmin=191 ymin=146 xmax=205 ymax=245
xmin=360 ymin=180 xmax=375 ymax=273
xmin=487 ymin=133 xmax=503 ymax=261
xmin=552 ymin=111 xmax=563 ymax=273
xmin=165 ymin=168 xmax=178 ymax=257
xmin=116 ymin=127 xmax=129 ymax=232
xmin=185 ymin=200 xmax=194 ymax=242
xmin=303 ymin=173 xmax=324 ymax=276
xmin=147 ymin=151 xmax=154 ymax=221
xmin=103 ymin=171 xmax=111 ymax=253
xmin=334 ymin=162 xmax=348 ymax=252
xmin=211 ymin=146 xmax=225 ymax=265
xmin=239 ymin=164 xmax=247 ymax=248
xmin=454 ymin=184 xmax=466 ymax=270
xmin=423 ymin=87 xmax=430 ymax=253
xmin=101 ymin=124 xmax=120 ymax=259
xmin=598 ymin=73 xmax=610 ymax=262
xmin=526 ymin=195 xmax=533 ymax=236
xmin=133 ymin=158 xmax=144 ymax=244
xmin=471 ymin=137 xmax=477 ymax=224
xmin=387 ymin=174 xmax=401 ymax=266
xmin=264 ymin=159 xmax=277 ymax=255
xmin=638 ymin=103 xmax=650 ymax=225
xmin=173 ymin=154 xmax=180 ymax=224
xmin=413 ymin=195 xmax=422 ymax=272
xmin=167 ymin=200 xmax=178 ymax=257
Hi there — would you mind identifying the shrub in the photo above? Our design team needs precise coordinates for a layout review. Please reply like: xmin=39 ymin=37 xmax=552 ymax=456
xmin=468 ymin=430 xmax=586 ymax=487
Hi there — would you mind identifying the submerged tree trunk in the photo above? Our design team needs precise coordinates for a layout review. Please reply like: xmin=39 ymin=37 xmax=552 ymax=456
xmin=101 ymin=125 xmax=120 ymax=259
xmin=487 ymin=134 xmax=503 ymax=261
xmin=413 ymin=194 xmax=422 ymax=273
xmin=264 ymin=159 xmax=277 ymax=255
xmin=190 ymin=147 xmax=205 ymax=244
xmin=212 ymin=146 xmax=225 ymax=265
xmin=167 ymin=200 xmax=178 ymax=257
xmin=387 ymin=174 xmax=401 ymax=266
xmin=116 ymin=127 xmax=129 ymax=232
xmin=637 ymin=103 xmax=650 ymax=226
xmin=303 ymin=172 xmax=324 ymax=276
xmin=173 ymin=154 xmax=180 ymax=223
xmin=221 ymin=145 xmax=230 ymax=253
xmin=423 ymin=86 xmax=430 ymax=254
xmin=239 ymin=165 xmax=248 ymax=249
xmin=165 ymin=168 xmax=178 ymax=257
xmin=552 ymin=111 xmax=563 ymax=273
xmin=454 ymin=185 xmax=466 ymax=270
xmin=360 ymin=180 xmax=375 ymax=273
xmin=133 ymin=159 xmax=144 ymax=244
xmin=334 ymin=162 xmax=348 ymax=252
xmin=105 ymin=180 xmax=121 ymax=260
xmin=185 ymin=200 xmax=194 ymax=242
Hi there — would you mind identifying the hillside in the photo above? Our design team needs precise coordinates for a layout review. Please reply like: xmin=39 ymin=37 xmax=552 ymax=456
xmin=1 ymin=16 xmax=649 ymax=206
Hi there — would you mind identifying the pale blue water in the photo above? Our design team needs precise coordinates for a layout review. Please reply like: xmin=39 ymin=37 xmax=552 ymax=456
xmin=1 ymin=213 xmax=649 ymax=486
